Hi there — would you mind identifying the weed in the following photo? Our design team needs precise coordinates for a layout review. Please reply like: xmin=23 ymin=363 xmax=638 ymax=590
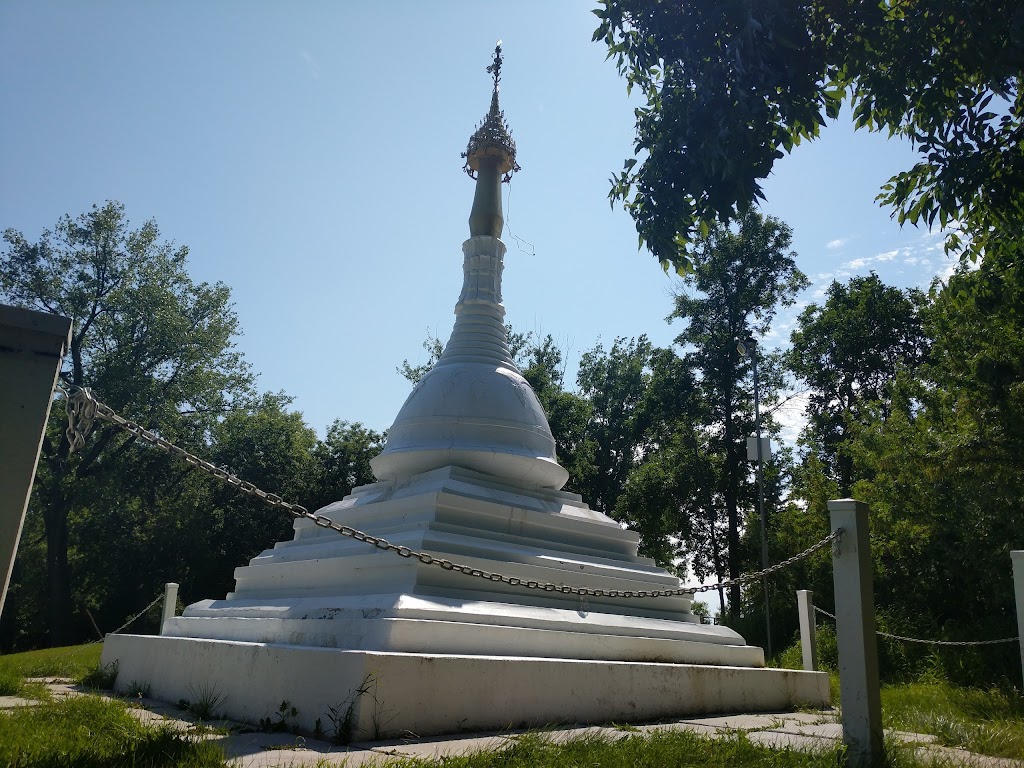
xmin=182 ymin=682 xmax=227 ymax=720
xmin=326 ymin=674 xmax=375 ymax=745
xmin=126 ymin=679 xmax=152 ymax=698
xmin=81 ymin=660 xmax=118 ymax=690
xmin=313 ymin=716 xmax=324 ymax=740
xmin=259 ymin=699 xmax=300 ymax=734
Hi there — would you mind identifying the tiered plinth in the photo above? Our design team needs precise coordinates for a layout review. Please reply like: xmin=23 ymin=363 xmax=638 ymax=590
xmin=103 ymin=466 xmax=829 ymax=737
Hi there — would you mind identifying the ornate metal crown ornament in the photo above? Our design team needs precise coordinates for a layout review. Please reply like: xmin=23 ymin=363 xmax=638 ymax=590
xmin=463 ymin=42 xmax=521 ymax=181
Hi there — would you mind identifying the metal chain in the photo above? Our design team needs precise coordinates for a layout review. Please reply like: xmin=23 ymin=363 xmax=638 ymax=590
xmin=62 ymin=386 xmax=840 ymax=599
xmin=814 ymin=606 xmax=1019 ymax=646
xmin=75 ymin=592 xmax=166 ymax=650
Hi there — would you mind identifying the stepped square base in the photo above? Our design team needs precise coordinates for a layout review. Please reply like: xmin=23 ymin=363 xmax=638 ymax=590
xmin=103 ymin=634 xmax=830 ymax=741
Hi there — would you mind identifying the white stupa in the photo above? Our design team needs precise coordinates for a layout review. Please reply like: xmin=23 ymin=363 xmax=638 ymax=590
xmin=104 ymin=47 xmax=828 ymax=738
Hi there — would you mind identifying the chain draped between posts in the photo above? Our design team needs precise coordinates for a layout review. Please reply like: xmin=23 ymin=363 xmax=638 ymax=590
xmin=62 ymin=386 xmax=841 ymax=600
xmin=813 ymin=606 xmax=1019 ymax=647
xmin=75 ymin=592 xmax=165 ymax=650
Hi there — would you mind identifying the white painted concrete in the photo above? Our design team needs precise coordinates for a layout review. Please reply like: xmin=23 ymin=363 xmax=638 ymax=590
xmin=828 ymin=499 xmax=883 ymax=768
xmin=1012 ymin=551 xmax=1023 ymax=690
xmin=797 ymin=589 xmax=817 ymax=671
xmin=160 ymin=582 xmax=178 ymax=635
xmin=103 ymin=634 xmax=830 ymax=741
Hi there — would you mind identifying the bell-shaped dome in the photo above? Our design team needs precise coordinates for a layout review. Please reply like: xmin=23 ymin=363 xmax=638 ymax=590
xmin=370 ymin=236 xmax=568 ymax=490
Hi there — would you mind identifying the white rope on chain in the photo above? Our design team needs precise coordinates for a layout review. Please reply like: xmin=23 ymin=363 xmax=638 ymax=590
xmin=61 ymin=386 xmax=841 ymax=600
xmin=814 ymin=606 xmax=1019 ymax=646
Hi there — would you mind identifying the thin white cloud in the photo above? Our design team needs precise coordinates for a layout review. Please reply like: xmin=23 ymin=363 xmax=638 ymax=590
xmin=846 ymin=258 xmax=868 ymax=269
xmin=826 ymin=238 xmax=848 ymax=250
xmin=299 ymin=50 xmax=320 ymax=80
xmin=771 ymin=390 xmax=810 ymax=448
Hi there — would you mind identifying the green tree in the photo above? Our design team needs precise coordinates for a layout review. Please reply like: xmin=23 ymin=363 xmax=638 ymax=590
xmin=594 ymin=0 xmax=1024 ymax=272
xmin=307 ymin=420 xmax=386 ymax=512
xmin=778 ymin=253 xmax=1024 ymax=682
xmin=788 ymin=274 xmax=929 ymax=494
xmin=668 ymin=210 xmax=807 ymax=618
xmin=1 ymin=202 xmax=254 ymax=645
xmin=200 ymin=393 xmax=320 ymax=598
xmin=517 ymin=334 xmax=594 ymax=499
xmin=575 ymin=336 xmax=658 ymax=515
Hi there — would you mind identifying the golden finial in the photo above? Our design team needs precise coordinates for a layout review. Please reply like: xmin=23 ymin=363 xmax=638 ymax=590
xmin=463 ymin=41 xmax=520 ymax=181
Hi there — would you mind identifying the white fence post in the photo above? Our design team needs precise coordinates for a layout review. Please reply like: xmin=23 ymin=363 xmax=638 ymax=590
xmin=1012 ymin=551 xmax=1024 ymax=690
xmin=797 ymin=589 xmax=817 ymax=671
xmin=828 ymin=499 xmax=883 ymax=768
xmin=160 ymin=582 xmax=179 ymax=635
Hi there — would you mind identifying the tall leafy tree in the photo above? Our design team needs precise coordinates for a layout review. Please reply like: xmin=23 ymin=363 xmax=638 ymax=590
xmin=595 ymin=0 xmax=1024 ymax=273
xmin=575 ymin=336 xmax=658 ymax=514
xmin=668 ymin=210 xmax=807 ymax=618
xmin=307 ymin=420 xmax=386 ymax=512
xmin=1 ymin=202 xmax=254 ymax=645
xmin=788 ymin=274 xmax=929 ymax=494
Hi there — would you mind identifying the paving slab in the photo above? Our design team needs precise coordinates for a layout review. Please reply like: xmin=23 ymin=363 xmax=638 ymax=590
xmin=678 ymin=712 xmax=798 ymax=730
xmin=533 ymin=725 xmax=632 ymax=744
xmin=774 ymin=722 xmax=844 ymax=740
xmin=914 ymin=745 xmax=1024 ymax=768
xmin=206 ymin=729 xmax=381 ymax=767
xmin=0 ymin=695 xmax=37 ymax=709
xmin=747 ymin=730 xmax=837 ymax=752
xmin=888 ymin=729 xmax=938 ymax=745
xmin=22 ymin=682 xmax=1019 ymax=768
xmin=365 ymin=734 xmax=514 ymax=759
xmin=777 ymin=710 xmax=836 ymax=724
xmin=628 ymin=720 xmax=724 ymax=737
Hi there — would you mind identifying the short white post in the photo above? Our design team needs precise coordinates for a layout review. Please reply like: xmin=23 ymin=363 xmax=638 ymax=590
xmin=797 ymin=589 xmax=817 ymax=671
xmin=828 ymin=499 xmax=883 ymax=768
xmin=1012 ymin=551 xmax=1024 ymax=690
xmin=160 ymin=582 xmax=178 ymax=635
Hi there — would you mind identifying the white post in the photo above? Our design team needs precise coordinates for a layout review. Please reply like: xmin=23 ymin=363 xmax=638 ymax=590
xmin=797 ymin=589 xmax=817 ymax=671
xmin=160 ymin=582 xmax=178 ymax=635
xmin=828 ymin=499 xmax=883 ymax=768
xmin=1012 ymin=551 xmax=1024 ymax=690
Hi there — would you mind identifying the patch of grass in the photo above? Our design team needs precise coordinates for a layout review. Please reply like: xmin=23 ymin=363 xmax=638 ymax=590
xmin=0 ymin=642 xmax=103 ymax=681
xmin=881 ymin=681 xmax=1024 ymax=760
xmin=81 ymin=659 xmax=119 ymax=690
xmin=0 ymin=666 xmax=24 ymax=695
xmin=0 ymin=694 xmax=226 ymax=768
xmin=374 ymin=730 xmax=940 ymax=768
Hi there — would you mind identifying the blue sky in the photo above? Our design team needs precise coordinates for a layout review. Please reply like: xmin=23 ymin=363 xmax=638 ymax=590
xmin=1 ymin=1 xmax=953 ymax=441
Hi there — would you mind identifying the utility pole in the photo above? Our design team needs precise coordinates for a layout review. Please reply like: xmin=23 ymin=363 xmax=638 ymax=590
xmin=738 ymin=335 xmax=772 ymax=660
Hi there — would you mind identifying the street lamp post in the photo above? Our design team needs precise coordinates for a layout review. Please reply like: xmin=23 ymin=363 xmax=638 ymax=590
xmin=738 ymin=335 xmax=772 ymax=660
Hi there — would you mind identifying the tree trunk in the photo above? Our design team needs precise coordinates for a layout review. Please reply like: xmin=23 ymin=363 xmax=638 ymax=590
xmin=723 ymin=384 xmax=741 ymax=621
xmin=44 ymin=494 xmax=73 ymax=647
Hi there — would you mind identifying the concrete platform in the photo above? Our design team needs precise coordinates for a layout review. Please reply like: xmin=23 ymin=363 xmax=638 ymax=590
xmin=103 ymin=633 xmax=830 ymax=741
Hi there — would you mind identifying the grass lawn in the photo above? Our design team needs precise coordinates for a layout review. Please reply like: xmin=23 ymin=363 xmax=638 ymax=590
xmin=0 ymin=642 xmax=103 ymax=682
xmin=1 ymin=643 xmax=1022 ymax=766
xmin=881 ymin=681 xmax=1024 ymax=760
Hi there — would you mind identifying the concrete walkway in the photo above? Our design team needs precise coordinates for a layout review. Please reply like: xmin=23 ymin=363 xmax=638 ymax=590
xmin=2 ymin=680 xmax=1021 ymax=767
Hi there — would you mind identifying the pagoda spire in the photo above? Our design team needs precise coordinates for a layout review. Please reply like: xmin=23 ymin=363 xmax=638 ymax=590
xmin=371 ymin=44 xmax=568 ymax=491
xmin=463 ymin=42 xmax=520 ymax=238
